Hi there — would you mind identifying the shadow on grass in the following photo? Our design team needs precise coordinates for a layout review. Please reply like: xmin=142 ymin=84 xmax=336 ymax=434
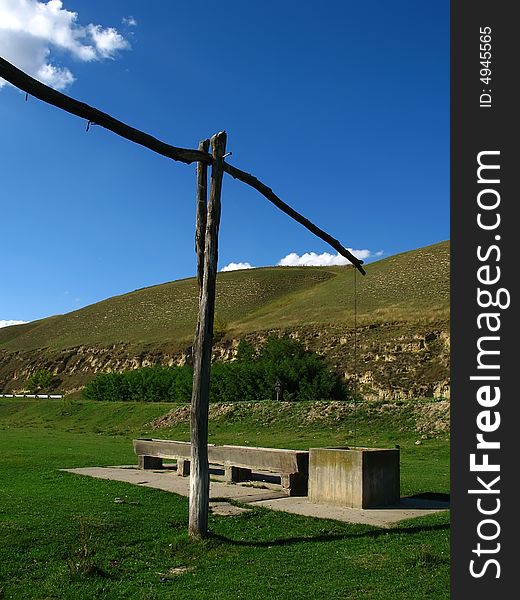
xmin=211 ymin=522 xmax=449 ymax=549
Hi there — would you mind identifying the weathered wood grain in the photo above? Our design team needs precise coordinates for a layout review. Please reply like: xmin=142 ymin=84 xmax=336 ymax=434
xmin=195 ymin=139 xmax=210 ymax=291
xmin=189 ymin=131 xmax=227 ymax=539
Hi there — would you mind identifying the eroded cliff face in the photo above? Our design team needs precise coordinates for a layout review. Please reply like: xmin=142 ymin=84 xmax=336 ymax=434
xmin=0 ymin=321 xmax=449 ymax=400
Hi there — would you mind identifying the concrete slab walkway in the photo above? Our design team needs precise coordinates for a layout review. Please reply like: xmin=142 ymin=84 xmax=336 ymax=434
xmin=62 ymin=466 xmax=449 ymax=528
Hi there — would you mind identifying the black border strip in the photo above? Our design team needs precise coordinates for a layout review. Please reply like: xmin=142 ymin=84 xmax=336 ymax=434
xmin=451 ymin=1 xmax=516 ymax=596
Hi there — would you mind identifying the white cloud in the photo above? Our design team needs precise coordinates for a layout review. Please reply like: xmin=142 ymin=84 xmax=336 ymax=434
xmin=0 ymin=0 xmax=130 ymax=90
xmin=86 ymin=23 xmax=127 ymax=58
xmin=219 ymin=249 xmax=384 ymax=272
xmin=221 ymin=262 xmax=254 ymax=272
xmin=277 ymin=248 xmax=379 ymax=267
xmin=0 ymin=319 xmax=28 ymax=328
xmin=122 ymin=16 xmax=137 ymax=27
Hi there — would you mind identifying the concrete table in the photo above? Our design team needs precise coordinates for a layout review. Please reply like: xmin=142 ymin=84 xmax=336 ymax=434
xmin=308 ymin=447 xmax=400 ymax=508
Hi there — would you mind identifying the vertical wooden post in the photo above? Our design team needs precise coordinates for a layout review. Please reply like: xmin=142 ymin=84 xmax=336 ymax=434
xmin=189 ymin=131 xmax=227 ymax=539
xmin=195 ymin=139 xmax=210 ymax=292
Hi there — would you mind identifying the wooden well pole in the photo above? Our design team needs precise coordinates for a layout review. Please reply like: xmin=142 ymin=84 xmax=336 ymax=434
xmin=195 ymin=139 xmax=210 ymax=291
xmin=0 ymin=56 xmax=369 ymax=538
xmin=189 ymin=131 xmax=227 ymax=539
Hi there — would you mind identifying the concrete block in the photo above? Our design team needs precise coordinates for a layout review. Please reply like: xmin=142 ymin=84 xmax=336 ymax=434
xmin=224 ymin=465 xmax=252 ymax=483
xmin=176 ymin=459 xmax=190 ymax=476
xmin=138 ymin=455 xmax=163 ymax=470
xmin=308 ymin=447 xmax=400 ymax=508
xmin=132 ymin=439 xmax=309 ymax=496
xmin=281 ymin=472 xmax=308 ymax=496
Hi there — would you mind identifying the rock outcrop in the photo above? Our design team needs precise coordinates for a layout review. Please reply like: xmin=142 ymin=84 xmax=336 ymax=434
xmin=0 ymin=320 xmax=449 ymax=400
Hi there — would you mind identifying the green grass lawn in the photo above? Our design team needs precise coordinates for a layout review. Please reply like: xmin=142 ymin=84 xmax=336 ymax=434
xmin=0 ymin=399 xmax=449 ymax=599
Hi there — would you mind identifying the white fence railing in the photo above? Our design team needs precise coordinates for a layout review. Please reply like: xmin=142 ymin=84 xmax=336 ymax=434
xmin=0 ymin=393 xmax=63 ymax=399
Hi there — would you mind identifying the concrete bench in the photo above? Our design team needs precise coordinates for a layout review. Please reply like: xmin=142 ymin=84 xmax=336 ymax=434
xmin=133 ymin=438 xmax=309 ymax=496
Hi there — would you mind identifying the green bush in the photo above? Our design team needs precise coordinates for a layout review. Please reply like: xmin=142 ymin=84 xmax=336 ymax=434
xmin=83 ymin=366 xmax=193 ymax=403
xmin=83 ymin=336 xmax=347 ymax=403
xmin=27 ymin=368 xmax=54 ymax=393
xmin=210 ymin=336 xmax=346 ymax=403
xmin=212 ymin=315 xmax=228 ymax=342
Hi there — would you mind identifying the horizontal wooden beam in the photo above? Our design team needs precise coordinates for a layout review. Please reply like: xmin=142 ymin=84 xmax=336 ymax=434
xmin=223 ymin=163 xmax=366 ymax=274
xmin=0 ymin=56 xmax=366 ymax=274
xmin=0 ymin=57 xmax=207 ymax=165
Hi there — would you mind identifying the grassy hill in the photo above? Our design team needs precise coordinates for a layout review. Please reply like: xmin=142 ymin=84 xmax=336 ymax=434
xmin=0 ymin=241 xmax=449 ymax=398
xmin=0 ymin=241 xmax=449 ymax=353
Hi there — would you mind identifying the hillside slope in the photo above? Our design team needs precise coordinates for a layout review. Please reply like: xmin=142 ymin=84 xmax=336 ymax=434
xmin=0 ymin=241 xmax=450 ymax=399
xmin=1 ymin=269 xmax=336 ymax=352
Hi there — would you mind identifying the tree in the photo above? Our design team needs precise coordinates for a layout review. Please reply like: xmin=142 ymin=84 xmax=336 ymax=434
xmin=27 ymin=369 xmax=53 ymax=393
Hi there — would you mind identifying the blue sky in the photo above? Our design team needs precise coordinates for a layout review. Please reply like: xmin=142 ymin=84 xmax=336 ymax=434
xmin=0 ymin=0 xmax=449 ymax=324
